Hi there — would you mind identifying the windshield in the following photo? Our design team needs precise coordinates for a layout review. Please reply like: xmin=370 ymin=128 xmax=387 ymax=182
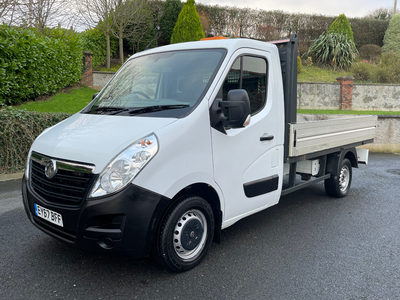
xmin=86 ymin=49 xmax=226 ymax=117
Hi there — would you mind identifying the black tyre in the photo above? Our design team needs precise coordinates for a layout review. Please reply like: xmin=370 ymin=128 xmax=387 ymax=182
xmin=325 ymin=158 xmax=352 ymax=198
xmin=155 ymin=195 xmax=214 ymax=272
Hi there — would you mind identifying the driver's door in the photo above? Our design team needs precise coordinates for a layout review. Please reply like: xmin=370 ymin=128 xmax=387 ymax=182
xmin=211 ymin=49 xmax=284 ymax=226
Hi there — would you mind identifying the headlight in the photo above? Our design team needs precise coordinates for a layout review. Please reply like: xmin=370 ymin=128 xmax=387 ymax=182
xmin=89 ymin=133 xmax=158 ymax=198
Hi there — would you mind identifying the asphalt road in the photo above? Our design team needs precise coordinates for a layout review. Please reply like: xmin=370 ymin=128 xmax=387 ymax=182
xmin=1 ymin=153 xmax=400 ymax=300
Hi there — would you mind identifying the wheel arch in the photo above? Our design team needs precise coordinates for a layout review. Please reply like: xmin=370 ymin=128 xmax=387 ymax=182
xmin=344 ymin=149 xmax=358 ymax=169
xmin=326 ymin=147 xmax=358 ymax=176
xmin=163 ymin=183 xmax=223 ymax=244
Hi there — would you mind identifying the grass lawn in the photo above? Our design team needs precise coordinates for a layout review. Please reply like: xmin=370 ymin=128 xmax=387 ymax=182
xmin=298 ymin=65 xmax=352 ymax=83
xmin=96 ymin=63 xmax=121 ymax=72
xmin=12 ymin=85 xmax=398 ymax=116
xmin=14 ymin=86 xmax=98 ymax=114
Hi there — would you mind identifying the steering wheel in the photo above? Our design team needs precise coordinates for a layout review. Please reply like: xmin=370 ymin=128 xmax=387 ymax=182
xmin=131 ymin=91 xmax=150 ymax=99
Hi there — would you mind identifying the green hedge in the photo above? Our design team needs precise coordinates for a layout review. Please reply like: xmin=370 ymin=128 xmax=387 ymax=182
xmin=350 ymin=18 xmax=389 ymax=48
xmin=80 ymin=28 xmax=119 ymax=69
xmin=0 ymin=107 xmax=71 ymax=174
xmin=195 ymin=5 xmax=388 ymax=53
xmin=0 ymin=26 xmax=83 ymax=105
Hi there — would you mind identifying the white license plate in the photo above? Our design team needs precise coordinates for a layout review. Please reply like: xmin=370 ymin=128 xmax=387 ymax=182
xmin=34 ymin=203 xmax=64 ymax=227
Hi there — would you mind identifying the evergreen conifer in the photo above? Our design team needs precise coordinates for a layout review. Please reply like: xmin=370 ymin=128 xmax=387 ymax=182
xmin=170 ymin=0 xmax=205 ymax=44
xmin=382 ymin=14 xmax=400 ymax=53
xmin=328 ymin=14 xmax=354 ymax=42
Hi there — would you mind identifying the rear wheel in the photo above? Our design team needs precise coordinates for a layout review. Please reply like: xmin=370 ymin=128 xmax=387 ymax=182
xmin=155 ymin=195 xmax=214 ymax=272
xmin=325 ymin=158 xmax=352 ymax=198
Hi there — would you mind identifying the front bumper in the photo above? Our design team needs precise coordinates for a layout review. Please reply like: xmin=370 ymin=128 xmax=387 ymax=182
xmin=22 ymin=177 xmax=171 ymax=257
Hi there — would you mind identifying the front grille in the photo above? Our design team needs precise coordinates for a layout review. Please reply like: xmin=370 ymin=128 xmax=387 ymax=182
xmin=30 ymin=152 xmax=96 ymax=207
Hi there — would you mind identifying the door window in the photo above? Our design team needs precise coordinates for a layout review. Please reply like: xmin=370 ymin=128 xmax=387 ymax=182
xmin=222 ymin=56 xmax=267 ymax=114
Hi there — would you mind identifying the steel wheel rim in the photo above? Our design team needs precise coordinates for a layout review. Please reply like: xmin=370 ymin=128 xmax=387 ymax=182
xmin=339 ymin=165 xmax=350 ymax=192
xmin=173 ymin=209 xmax=207 ymax=261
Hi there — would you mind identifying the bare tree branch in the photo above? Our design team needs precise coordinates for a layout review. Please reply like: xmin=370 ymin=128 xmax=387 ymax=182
xmin=1 ymin=0 xmax=79 ymax=32
xmin=0 ymin=0 xmax=19 ymax=24
xmin=111 ymin=0 xmax=153 ymax=64
xmin=77 ymin=0 xmax=114 ymax=70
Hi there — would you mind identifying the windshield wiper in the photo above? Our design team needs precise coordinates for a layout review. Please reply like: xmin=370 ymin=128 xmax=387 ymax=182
xmin=126 ymin=104 xmax=190 ymax=115
xmin=88 ymin=104 xmax=190 ymax=116
xmin=89 ymin=106 xmax=126 ymax=115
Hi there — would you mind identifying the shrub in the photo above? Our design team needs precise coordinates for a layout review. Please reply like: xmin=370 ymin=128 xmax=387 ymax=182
xmin=382 ymin=14 xmax=400 ymax=53
xmin=359 ymin=44 xmax=382 ymax=63
xmin=328 ymin=14 xmax=354 ymax=42
xmin=304 ymin=32 xmax=358 ymax=70
xmin=352 ymin=52 xmax=400 ymax=83
xmin=171 ymin=0 xmax=205 ymax=43
xmin=351 ymin=62 xmax=373 ymax=81
xmin=0 ymin=107 xmax=71 ymax=173
xmin=297 ymin=56 xmax=302 ymax=74
xmin=371 ymin=66 xmax=397 ymax=83
xmin=0 ymin=26 xmax=83 ymax=105
xmin=371 ymin=52 xmax=400 ymax=83
xmin=81 ymin=28 xmax=118 ymax=69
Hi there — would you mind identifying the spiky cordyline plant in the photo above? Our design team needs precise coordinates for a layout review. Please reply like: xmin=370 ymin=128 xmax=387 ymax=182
xmin=305 ymin=32 xmax=358 ymax=70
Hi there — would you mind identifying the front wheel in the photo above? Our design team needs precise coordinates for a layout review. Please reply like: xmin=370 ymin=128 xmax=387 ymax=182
xmin=155 ymin=195 xmax=214 ymax=272
xmin=325 ymin=158 xmax=352 ymax=198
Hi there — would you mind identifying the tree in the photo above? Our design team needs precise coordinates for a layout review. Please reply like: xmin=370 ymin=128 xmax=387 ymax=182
xmin=159 ymin=0 xmax=183 ymax=45
xmin=78 ymin=0 xmax=114 ymax=70
xmin=364 ymin=7 xmax=399 ymax=20
xmin=81 ymin=27 xmax=119 ymax=68
xmin=111 ymin=0 xmax=153 ymax=65
xmin=382 ymin=14 xmax=400 ymax=53
xmin=328 ymin=13 xmax=354 ymax=42
xmin=198 ymin=10 xmax=209 ymax=37
xmin=170 ymin=0 xmax=204 ymax=44
xmin=1 ymin=0 xmax=77 ymax=31
xmin=0 ymin=0 xmax=15 ymax=21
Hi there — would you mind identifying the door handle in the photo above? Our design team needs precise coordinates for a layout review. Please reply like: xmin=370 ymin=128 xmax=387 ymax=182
xmin=260 ymin=135 xmax=274 ymax=141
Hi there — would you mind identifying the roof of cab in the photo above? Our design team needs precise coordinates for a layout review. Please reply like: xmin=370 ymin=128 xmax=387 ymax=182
xmin=129 ymin=38 xmax=278 ymax=60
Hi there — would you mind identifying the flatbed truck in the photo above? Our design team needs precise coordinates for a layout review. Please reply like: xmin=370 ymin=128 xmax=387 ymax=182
xmin=22 ymin=34 xmax=376 ymax=272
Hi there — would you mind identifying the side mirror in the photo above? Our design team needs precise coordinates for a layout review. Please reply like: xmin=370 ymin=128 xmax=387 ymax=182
xmin=210 ymin=89 xmax=251 ymax=134
xmin=92 ymin=92 xmax=99 ymax=100
xmin=222 ymin=89 xmax=251 ymax=128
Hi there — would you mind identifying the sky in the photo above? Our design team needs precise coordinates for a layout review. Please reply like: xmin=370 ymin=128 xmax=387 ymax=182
xmin=197 ymin=0 xmax=397 ymax=18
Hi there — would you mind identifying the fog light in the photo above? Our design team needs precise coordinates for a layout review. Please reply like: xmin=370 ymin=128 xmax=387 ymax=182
xmin=98 ymin=236 xmax=114 ymax=249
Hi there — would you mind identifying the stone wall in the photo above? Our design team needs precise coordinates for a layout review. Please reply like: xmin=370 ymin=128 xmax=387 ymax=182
xmin=297 ymin=82 xmax=340 ymax=110
xmin=92 ymin=71 xmax=115 ymax=90
xmin=370 ymin=115 xmax=400 ymax=152
xmin=298 ymin=82 xmax=400 ymax=112
xmin=352 ymin=84 xmax=400 ymax=111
